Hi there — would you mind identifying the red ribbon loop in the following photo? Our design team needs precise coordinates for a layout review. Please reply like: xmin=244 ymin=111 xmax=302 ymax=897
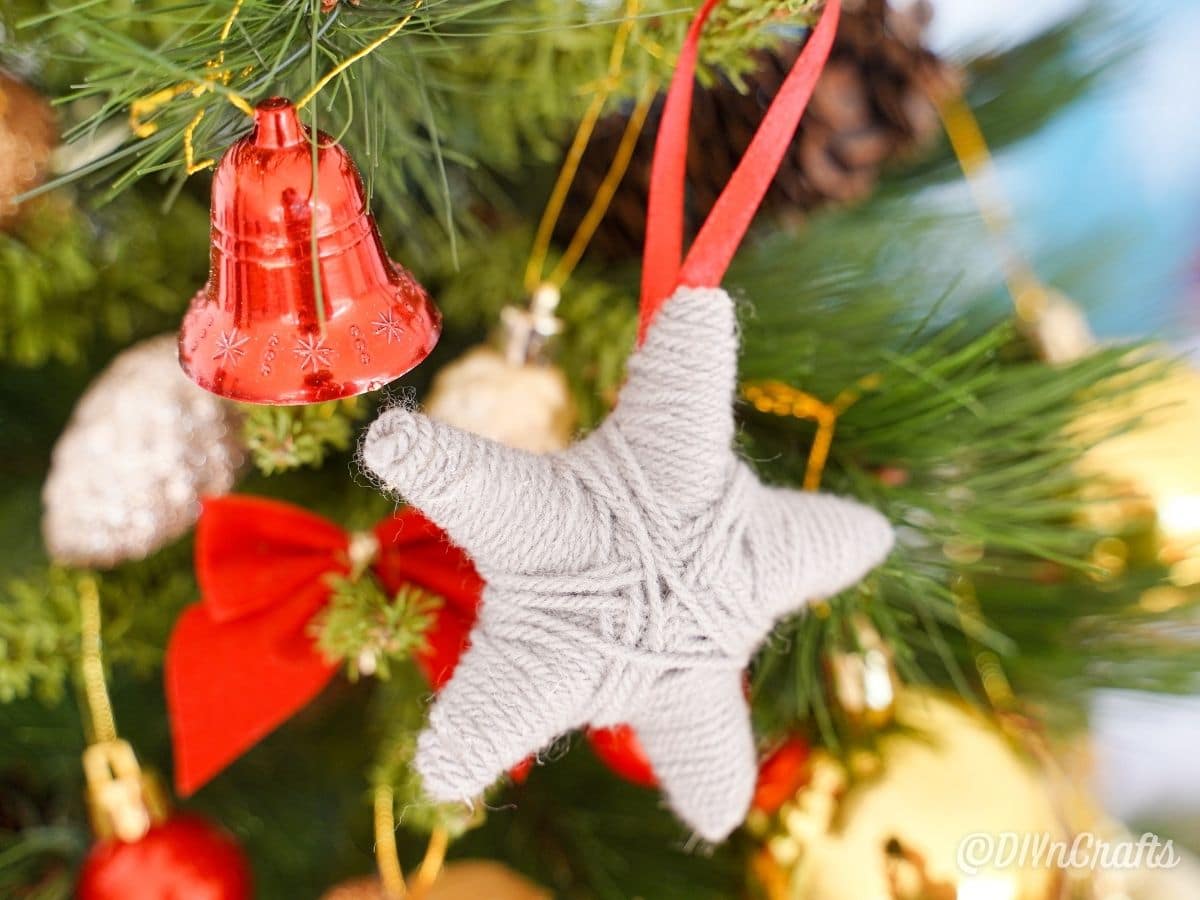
xmin=166 ymin=495 xmax=482 ymax=795
xmin=196 ymin=497 xmax=349 ymax=622
xmin=639 ymin=0 xmax=841 ymax=342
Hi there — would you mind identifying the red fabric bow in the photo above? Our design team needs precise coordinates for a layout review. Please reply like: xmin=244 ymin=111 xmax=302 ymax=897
xmin=165 ymin=495 xmax=482 ymax=795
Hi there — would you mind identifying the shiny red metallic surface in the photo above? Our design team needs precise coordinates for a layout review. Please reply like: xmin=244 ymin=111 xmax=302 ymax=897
xmin=78 ymin=814 xmax=252 ymax=900
xmin=179 ymin=97 xmax=440 ymax=405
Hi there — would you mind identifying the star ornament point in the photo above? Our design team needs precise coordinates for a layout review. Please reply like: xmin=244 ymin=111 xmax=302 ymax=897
xmin=361 ymin=286 xmax=894 ymax=841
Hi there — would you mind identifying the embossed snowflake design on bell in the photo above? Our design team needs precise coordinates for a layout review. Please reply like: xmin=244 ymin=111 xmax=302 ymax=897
xmin=179 ymin=97 xmax=440 ymax=404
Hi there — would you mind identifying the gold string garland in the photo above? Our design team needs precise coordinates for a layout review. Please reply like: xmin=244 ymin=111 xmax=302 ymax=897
xmin=295 ymin=2 xmax=424 ymax=112
xmin=741 ymin=374 xmax=881 ymax=491
xmin=130 ymin=0 xmax=423 ymax=175
xmin=425 ymin=0 xmax=655 ymax=455
xmin=128 ymin=0 xmax=253 ymax=173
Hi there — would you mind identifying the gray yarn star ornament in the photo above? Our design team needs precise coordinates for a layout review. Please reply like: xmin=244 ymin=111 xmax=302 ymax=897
xmin=362 ymin=286 xmax=894 ymax=841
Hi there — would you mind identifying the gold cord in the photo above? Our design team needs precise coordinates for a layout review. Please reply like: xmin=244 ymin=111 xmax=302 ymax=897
xmin=939 ymin=94 xmax=1075 ymax=710
xmin=374 ymin=784 xmax=406 ymax=898
xmin=373 ymin=785 xmax=452 ymax=899
xmin=79 ymin=575 xmax=118 ymax=745
xmin=524 ymin=0 xmax=650 ymax=295
xmin=741 ymin=374 xmax=881 ymax=491
xmin=130 ymin=85 xmax=192 ymax=138
xmin=936 ymin=91 xmax=1052 ymax=325
xmin=219 ymin=0 xmax=246 ymax=42
xmin=295 ymin=1 xmax=423 ymax=111
xmin=409 ymin=826 xmax=448 ymax=899
xmin=546 ymin=78 xmax=658 ymax=288
xmin=183 ymin=109 xmax=217 ymax=174
xmin=129 ymin=0 xmax=254 ymax=150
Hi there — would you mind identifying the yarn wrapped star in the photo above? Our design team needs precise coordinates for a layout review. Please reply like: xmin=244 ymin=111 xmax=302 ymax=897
xmin=361 ymin=285 xmax=894 ymax=841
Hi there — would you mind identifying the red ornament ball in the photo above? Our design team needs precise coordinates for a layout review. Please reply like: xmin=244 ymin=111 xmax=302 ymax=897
xmin=588 ymin=725 xmax=658 ymax=788
xmin=78 ymin=814 xmax=252 ymax=900
xmin=590 ymin=726 xmax=812 ymax=816
xmin=751 ymin=736 xmax=812 ymax=814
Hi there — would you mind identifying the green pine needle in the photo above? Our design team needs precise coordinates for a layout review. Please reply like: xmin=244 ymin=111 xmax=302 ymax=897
xmin=0 ymin=191 xmax=207 ymax=367
xmin=314 ymin=576 xmax=441 ymax=681
xmin=240 ymin=397 xmax=367 ymax=475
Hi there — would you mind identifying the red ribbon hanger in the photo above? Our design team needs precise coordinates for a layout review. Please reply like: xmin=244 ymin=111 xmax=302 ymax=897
xmin=165 ymin=495 xmax=482 ymax=795
xmin=638 ymin=0 xmax=841 ymax=343
xmin=593 ymin=0 xmax=840 ymax=787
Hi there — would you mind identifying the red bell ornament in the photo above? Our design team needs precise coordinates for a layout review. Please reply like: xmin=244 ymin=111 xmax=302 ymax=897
xmin=180 ymin=97 xmax=440 ymax=404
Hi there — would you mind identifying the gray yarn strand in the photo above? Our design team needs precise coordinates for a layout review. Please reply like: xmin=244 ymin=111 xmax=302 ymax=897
xmin=361 ymin=285 xmax=895 ymax=842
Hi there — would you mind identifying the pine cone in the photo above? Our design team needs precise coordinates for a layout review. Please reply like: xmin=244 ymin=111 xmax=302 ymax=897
xmin=0 ymin=72 xmax=58 ymax=230
xmin=555 ymin=0 xmax=958 ymax=260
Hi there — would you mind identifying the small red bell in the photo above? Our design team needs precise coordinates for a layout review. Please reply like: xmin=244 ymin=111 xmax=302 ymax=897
xmin=179 ymin=97 xmax=440 ymax=404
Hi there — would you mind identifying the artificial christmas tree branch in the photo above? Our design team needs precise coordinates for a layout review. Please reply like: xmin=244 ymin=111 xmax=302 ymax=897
xmin=5 ymin=209 xmax=1178 ymax=714
xmin=1 ymin=551 xmax=194 ymax=705
xmin=19 ymin=0 xmax=814 ymax=215
xmin=241 ymin=399 xmax=366 ymax=474
xmin=0 ymin=191 xmax=208 ymax=367
xmin=3 ymin=0 xmax=1199 ymax=894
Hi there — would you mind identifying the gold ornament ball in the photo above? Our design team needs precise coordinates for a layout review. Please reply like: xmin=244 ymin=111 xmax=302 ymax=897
xmin=321 ymin=862 xmax=551 ymax=900
xmin=827 ymin=615 xmax=899 ymax=731
xmin=1120 ymin=846 xmax=1200 ymax=900
xmin=1076 ymin=360 xmax=1200 ymax=580
xmin=771 ymin=690 xmax=1062 ymax=900
xmin=1086 ymin=821 xmax=1200 ymax=900
xmin=425 ymin=346 xmax=577 ymax=453
xmin=0 ymin=72 xmax=58 ymax=228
